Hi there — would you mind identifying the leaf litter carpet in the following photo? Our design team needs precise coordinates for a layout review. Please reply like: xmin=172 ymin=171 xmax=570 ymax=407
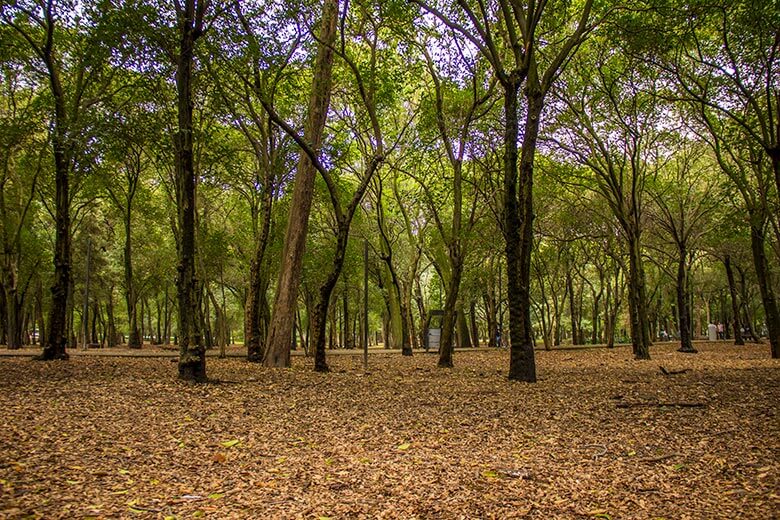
xmin=0 ymin=342 xmax=777 ymax=519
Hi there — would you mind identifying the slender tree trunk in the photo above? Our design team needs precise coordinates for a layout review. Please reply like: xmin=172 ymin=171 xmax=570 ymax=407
xmin=724 ymin=255 xmax=744 ymax=345
xmin=676 ymin=248 xmax=696 ymax=353
xmin=106 ymin=288 xmax=117 ymax=347
xmin=125 ymin=207 xmax=140 ymax=348
xmin=245 ymin=179 xmax=273 ymax=361
xmin=469 ymin=301 xmax=479 ymax=348
xmin=3 ymin=280 xmax=22 ymax=349
xmin=264 ymin=0 xmax=339 ymax=367
xmin=566 ymin=270 xmax=579 ymax=345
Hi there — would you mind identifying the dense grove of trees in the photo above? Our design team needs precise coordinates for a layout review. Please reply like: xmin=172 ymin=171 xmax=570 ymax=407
xmin=1 ymin=0 xmax=777 ymax=381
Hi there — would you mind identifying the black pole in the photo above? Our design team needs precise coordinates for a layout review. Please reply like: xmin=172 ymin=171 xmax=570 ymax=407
xmin=363 ymin=239 xmax=368 ymax=370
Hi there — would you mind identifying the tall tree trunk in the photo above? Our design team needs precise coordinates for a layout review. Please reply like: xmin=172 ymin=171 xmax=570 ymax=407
xmin=163 ymin=286 xmax=171 ymax=345
xmin=506 ymin=83 xmax=539 ymax=382
xmin=457 ymin=303 xmax=471 ymax=348
xmin=484 ymin=286 xmax=498 ymax=348
xmin=264 ymin=0 xmax=339 ymax=367
xmin=175 ymin=0 xmax=207 ymax=381
xmin=724 ymin=255 xmax=744 ymax=345
xmin=3 ymin=280 xmax=22 ymax=350
xmin=41 ymin=73 xmax=71 ymax=359
xmin=156 ymin=298 xmax=162 ymax=344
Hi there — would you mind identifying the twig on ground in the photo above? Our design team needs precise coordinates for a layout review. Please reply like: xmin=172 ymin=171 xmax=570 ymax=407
xmin=616 ymin=401 xmax=705 ymax=409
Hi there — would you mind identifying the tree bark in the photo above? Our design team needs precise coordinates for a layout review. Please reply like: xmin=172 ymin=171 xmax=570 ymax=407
xmin=264 ymin=0 xmax=339 ymax=367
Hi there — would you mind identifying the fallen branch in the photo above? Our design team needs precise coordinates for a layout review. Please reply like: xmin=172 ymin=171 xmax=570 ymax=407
xmin=659 ymin=366 xmax=691 ymax=376
xmin=616 ymin=401 xmax=705 ymax=409
xmin=637 ymin=452 xmax=680 ymax=463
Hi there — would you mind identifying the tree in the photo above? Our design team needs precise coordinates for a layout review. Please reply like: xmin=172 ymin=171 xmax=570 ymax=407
xmin=637 ymin=0 xmax=780 ymax=357
xmin=413 ymin=0 xmax=596 ymax=381
xmin=264 ymin=0 xmax=340 ymax=368
xmin=173 ymin=0 xmax=209 ymax=381
xmin=646 ymin=142 xmax=718 ymax=353
xmin=3 ymin=1 xmax=119 ymax=359
xmin=0 ymin=61 xmax=45 ymax=349
xmin=550 ymin=42 xmax=669 ymax=359
xmin=415 ymin=37 xmax=494 ymax=367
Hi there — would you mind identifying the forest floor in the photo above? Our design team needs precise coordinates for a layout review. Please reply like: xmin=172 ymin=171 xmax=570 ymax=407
xmin=0 ymin=342 xmax=777 ymax=519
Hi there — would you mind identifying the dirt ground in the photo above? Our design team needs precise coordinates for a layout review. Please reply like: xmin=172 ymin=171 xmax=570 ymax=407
xmin=0 ymin=342 xmax=777 ymax=519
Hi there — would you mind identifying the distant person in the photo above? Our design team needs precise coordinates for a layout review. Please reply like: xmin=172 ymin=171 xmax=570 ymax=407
xmin=717 ymin=322 xmax=724 ymax=340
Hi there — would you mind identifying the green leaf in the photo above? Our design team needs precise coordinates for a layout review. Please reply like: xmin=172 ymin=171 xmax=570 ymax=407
xmin=221 ymin=439 xmax=240 ymax=448
xmin=128 ymin=507 xmax=145 ymax=514
xmin=594 ymin=514 xmax=612 ymax=520
xmin=208 ymin=493 xmax=224 ymax=500
xmin=396 ymin=443 xmax=411 ymax=451
xmin=482 ymin=470 xmax=499 ymax=478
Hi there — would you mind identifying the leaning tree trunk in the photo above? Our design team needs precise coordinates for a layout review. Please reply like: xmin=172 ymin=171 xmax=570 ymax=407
xmin=264 ymin=0 xmax=339 ymax=368
xmin=311 ymin=225 xmax=351 ymax=372
xmin=175 ymin=1 xmax=207 ymax=382
xmin=724 ymin=255 xmax=744 ymax=345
